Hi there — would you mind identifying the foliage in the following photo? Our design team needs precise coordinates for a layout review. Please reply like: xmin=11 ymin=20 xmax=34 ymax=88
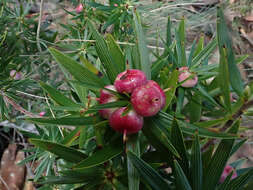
xmin=1 ymin=1 xmax=253 ymax=190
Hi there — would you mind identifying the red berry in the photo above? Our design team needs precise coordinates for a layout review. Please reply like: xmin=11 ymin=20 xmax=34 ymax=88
xmin=99 ymin=85 xmax=118 ymax=119
xmin=131 ymin=80 xmax=165 ymax=117
xmin=178 ymin=66 xmax=198 ymax=88
xmin=109 ymin=107 xmax=143 ymax=134
xmin=114 ymin=69 xmax=147 ymax=94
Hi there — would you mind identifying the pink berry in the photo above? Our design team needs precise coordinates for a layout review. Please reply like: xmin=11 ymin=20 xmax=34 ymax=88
xmin=109 ymin=107 xmax=143 ymax=134
xmin=178 ymin=66 xmax=198 ymax=88
xmin=39 ymin=111 xmax=46 ymax=117
xmin=98 ymin=85 xmax=118 ymax=119
xmin=220 ymin=165 xmax=237 ymax=183
xmin=131 ymin=80 xmax=165 ymax=117
xmin=146 ymin=80 xmax=166 ymax=109
xmin=99 ymin=85 xmax=117 ymax=102
xmin=76 ymin=4 xmax=83 ymax=13
xmin=114 ymin=69 xmax=147 ymax=94
xmin=10 ymin=70 xmax=22 ymax=80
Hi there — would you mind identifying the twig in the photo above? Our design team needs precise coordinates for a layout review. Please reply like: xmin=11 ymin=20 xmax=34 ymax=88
xmin=201 ymin=99 xmax=253 ymax=152
xmin=44 ymin=94 xmax=64 ymax=137
xmin=36 ymin=0 xmax=44 ymax=52
xmin=2 ymin=94 xmax=38 ymax=118
xmin=149 ymin=2 xmax=206 ymax=13
xmin=0 ymin=175 xmax=10 ymax=190
xmin=16 ymin=90 xmax=47 ymax=100
xmin=56 ymin=39 xmax=165 ymax=51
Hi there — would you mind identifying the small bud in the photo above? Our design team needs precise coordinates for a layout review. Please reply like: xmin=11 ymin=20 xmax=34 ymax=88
xmin=114 ymin=4 xmax=118 ymax=7
xmin=39 ymin=111 xmax=46 ymax=117
xmin=220 ymin=165 xmax=237 ymax=183
xmin=178 ymin=67 xmax=198 ymax=88
xmin=243 ymin=85 xmax=251 ymax=100
xmin=75 ymin=4 xmax=83 ymax=13
xmin=10 ymin=70 xmax=22 ymax=80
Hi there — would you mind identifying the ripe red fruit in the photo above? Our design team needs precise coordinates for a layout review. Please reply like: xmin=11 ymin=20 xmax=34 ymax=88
xmin=178 ymin=66 xmax=198 ymax=88
xmin=98 ymin=85 xmax=118 ymax=119
xmin=131 ymin=80 xmax=165 ymax=117
xmin=114 ymin=69 xmax=147 ymax=94
xmin=109 ymin=107 xmax=143 ymax=134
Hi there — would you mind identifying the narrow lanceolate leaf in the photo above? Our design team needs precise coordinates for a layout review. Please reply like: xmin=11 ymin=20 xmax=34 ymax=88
xmin=85 ymin=100 xmax=129 ymax=114
xmin=171 ymin=119 xmax=189 ymax=175
xmin=164 ymin=69 xmax=179 ymax=110
xmin=126 ymin=134 xmax=140 ymax=190
xmin=190 ymin=132 xmax=202 ymax=190
xmin=48 ymin=48 xmax=105 ymax=88
xmin=203 ymin=120 xmax=239 ymax=190
xmin=191 ymin=38 xmax=217 ymax=67
xmin=127 ymin=151 xmax=171 ymax=190
xmin=106 ymin=34 xmax=125 ymax=72
xmin=174 ymin=160 xmax=192 ymax=190
xmin=144 ymin=117 xmax=180 ymax=158
xmin=29 ymin=139 xmax=87 ymax=163
xmin=87 ymin=20 xmax=119 ymax=82
xmin=133 ymin=10 xmax=151 ymax=79
xmin=217 ymin=7 xmax=244 ymax=96
xmin=176 ymin=19 xmax=187 ymax=66
xmin=189 ymin=93 xmax=202 ymax=123
xmin=73 ymin=145 xmax=122 ymax=168
xmin=40 ymin=82 xmax=81 ymax=107
xmin=226 ymin=168 xmax=253 ymax=190
xmin=218 ymin=47 xmax=231 ymax=112
xmin=27 ymin=116 xmax=101 ymax=126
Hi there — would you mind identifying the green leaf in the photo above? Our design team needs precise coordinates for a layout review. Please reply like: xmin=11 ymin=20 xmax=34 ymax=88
xmin=171 ymin=119 xmax=189 ymax=174
xmin=166 ymin=16 xmax=172 ymax=47
xmin=218 ymin=47 xmax=231 ymax=112
xmin=175 ymin=19 xmax=187 ymax=66
xmin=163 ymin=69 xmax=179 ymax=110
xmin=87 ymin=20 xmax=119 ymax=82
xmin=49 ymin=48 xmax=105 ymax=88
xmin=189 ymin=93 xmax=202 ymax=123
xmin=190 ymin=132 xmax=202 ymax=190
xmin=158 ymin=112 xmax=236 ymax=139
xmin=27 ymin=116 xmax=101 ymax=126
xmin=106 ymin=34 xmax=125 ymax=72
xmin=127 ymin=151 xmax=171 ymax=190
xmin=217 ymin=7 xmax=244 ymax=96
xmin=194 ymin=117 xmax=228 ymax=128
xmin=40 ymin=82 xmax=81 ymax=107
xmin=144 ymin=117 xmax=180 ymax=158
xmin=174 ymin=160 xmax=192 ymax=190
xmin=133 ymin=10 xmax=151 ymax=79
xmin=194 ymin=84 xmax=220 ymax=107
xmin=202 ymin=120 xmax=239 ymax=190
xmin=126 ymin=134 xmax=140 ymax=190
xmin=85 ymin=100 xmax=129 ymax=114
xmin=38 ymin=167 xmax=103 ymax=184
xmin=230 ymin=139 xmax=247 ymax=156
xmin=61 ymin=127 xmax=82 ymax=146
xmin=29 ymin=139 xmax=87 ymax=163
xmin=191 ymin=38 xmax=217 ymax=67
xmin=74 ymin=144 xmax=122 ymax=168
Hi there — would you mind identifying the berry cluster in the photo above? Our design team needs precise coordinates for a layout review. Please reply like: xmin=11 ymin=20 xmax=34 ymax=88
xmin=98 ymin=69 xmax=165 ymax=135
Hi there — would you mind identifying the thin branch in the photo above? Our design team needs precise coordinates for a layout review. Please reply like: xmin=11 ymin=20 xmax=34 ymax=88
xmin=201 ymin=98 xmax=253 ymax=152
xmin=16 ymin=90 xmax=47 ymax=100
xmin=0 ymin=175 xmax=10 ymax=190
xmin=36 ymin=0 xmax=44 ymax=52
xmin=149 ymin=2 xmax=207 ymax=13
xmin=56 ymin=39 xmax=165 ymax=51
xmin=2 ymin=94 xmax=38 ymax=118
